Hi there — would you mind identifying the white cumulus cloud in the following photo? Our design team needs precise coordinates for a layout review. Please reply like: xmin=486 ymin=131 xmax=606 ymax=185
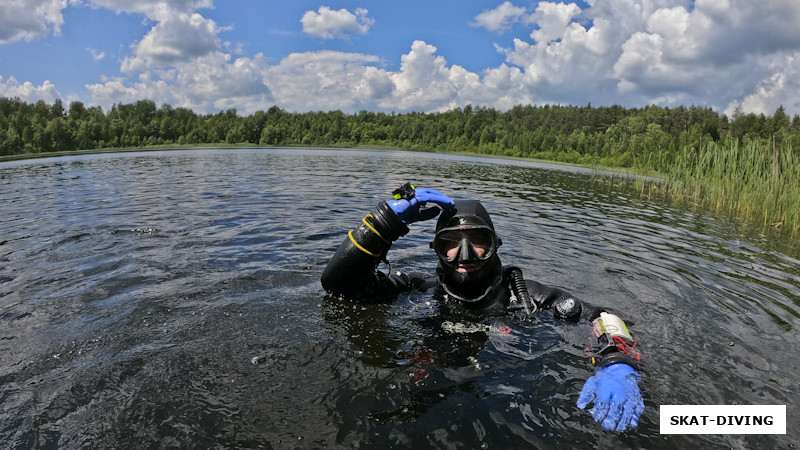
xmin=472 ymin=1 xmax=527 ymax=33
xmin=301 ymin=6 xmax=374 ymax=40
xmin=121 ymin=12 xmax=222 ymax=72
xmin=87 ymin=47 xmax=105 ymax=61
xmin=0 ymin=75 xmax=62 ymax=102
xmin=0 ymin=0 xmax=67 ymax=43
xmin=265 ymin=50 xmax=384 ymax=111
xmin=527 ymin=1 xmax=582 ymax=44
xmin=491 ymin=0 xmax=800 ymax=114
xmin=88 ymin=52 xmax=272 ymax=114
xmin=86 ymin=76 xmax=183 ymax=110
xmin=72 ymin=1 xmax=224 ymax=74
xmin=178 ymin=52 xmax=272 ymax=112
xmin=387 ymin=41 xmax=531 ymax=112
xmin=8 ymin=0 xmax=800 ymax=118
xmin=608 ymin=0 xmax=800 ymax=112
xmin=84 ymin=40 xmax=535 ymax=115
xmin=87 ymin=0 xmax=213 ymax=19
xmin=734 ymin=52 xmax=800 ymax=117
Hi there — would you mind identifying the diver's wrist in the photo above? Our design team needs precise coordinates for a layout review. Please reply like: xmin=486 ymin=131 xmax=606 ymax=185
xmin=346 ymin=202 xmax=409 ymax=258
xmin=587 ymin=312 xmax=642 ymax=370
xmin=372 ymin=201 xmax=410 ymax=241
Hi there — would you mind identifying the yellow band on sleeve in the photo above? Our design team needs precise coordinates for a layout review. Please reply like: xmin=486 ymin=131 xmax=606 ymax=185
xmin=362 ymin=214 xmax=390 ymax=244
xmin=349 ymin=230 xmax=379 ymax=257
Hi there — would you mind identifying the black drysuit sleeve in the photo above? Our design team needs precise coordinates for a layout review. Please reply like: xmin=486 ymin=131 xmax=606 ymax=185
xmin=321 ymin=201 xmax=413 ymax=300
xmin=524 ymin=278 xmax=641 ymax=369
xmin=524 ymin=278 xmax=602 ymax=322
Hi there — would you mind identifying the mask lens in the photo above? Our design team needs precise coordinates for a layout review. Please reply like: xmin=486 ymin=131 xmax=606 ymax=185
xmin=434 ymin=228 xmax=495 ymax=262
xmin=433 ymin=232 xmax=462 ymax=261
xmin=468 ymin=230 xmax=493 ymax=253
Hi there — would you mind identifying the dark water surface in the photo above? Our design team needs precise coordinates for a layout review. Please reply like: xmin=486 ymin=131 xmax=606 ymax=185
xmin=1 ymin=148 xmax=798 ymax=449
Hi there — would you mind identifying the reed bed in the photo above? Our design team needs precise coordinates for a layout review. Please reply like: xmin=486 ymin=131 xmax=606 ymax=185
xmin=650 ymin=139 xmax=800 ymax=235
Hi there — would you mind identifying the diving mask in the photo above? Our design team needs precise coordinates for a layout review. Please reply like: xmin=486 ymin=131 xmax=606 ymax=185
xmin=432 ymin=225 xmax=499 ymax=271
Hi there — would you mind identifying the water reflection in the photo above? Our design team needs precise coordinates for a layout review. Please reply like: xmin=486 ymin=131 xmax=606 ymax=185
xmin=0 ymin=148 xmax=797 ymax=449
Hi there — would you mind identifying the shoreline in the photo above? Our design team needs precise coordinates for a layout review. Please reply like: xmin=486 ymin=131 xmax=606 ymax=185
xmin=5 ymin=143 xmax=796 ymax=237
xmin=0 ymin=143 xmax=661 ymax=179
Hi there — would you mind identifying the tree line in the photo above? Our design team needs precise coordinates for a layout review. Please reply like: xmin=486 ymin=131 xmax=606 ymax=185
xmin=1 ymin=96 xmax=798 ymax=173
xmin=2 ymin=96 xmax=799 ymax=233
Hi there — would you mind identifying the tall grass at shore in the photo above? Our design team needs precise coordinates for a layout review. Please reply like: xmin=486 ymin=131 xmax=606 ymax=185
xmin=649 ymin=138 xmax=800 ymax=235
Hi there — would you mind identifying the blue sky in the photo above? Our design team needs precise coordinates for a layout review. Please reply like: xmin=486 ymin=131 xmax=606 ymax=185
xmin=2 ymin=1 xmax=800 ymax=117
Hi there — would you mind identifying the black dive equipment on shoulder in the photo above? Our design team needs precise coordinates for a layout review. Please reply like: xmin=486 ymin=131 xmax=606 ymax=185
xmin=506 ymin=266 xmax=536 ymax=315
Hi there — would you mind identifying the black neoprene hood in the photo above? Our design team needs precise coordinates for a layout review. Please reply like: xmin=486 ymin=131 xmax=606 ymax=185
xmin=433 ymin=199 xmax=506 ymax=305
xmin=435 ymin=199 xmax=496 ymax=232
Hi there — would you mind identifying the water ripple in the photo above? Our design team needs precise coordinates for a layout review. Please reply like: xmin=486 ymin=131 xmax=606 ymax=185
xmin=1 ymin=148 xmax=798 ymax=449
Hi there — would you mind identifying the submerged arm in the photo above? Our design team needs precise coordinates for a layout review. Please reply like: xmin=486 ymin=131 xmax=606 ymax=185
xmin=578 ymin=312 xmax=644 ymax=432
xmin=520 ymin=277 xmax=644 ymax=432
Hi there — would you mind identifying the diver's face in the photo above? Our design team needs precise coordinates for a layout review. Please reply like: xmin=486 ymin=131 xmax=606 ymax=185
xmin=436 ymin=229 xmax=493 ymax=273
xmin=445 ymin=242 xmax=487 ymax=259
xmin=449 ymin=249 xmax=483 ymax=273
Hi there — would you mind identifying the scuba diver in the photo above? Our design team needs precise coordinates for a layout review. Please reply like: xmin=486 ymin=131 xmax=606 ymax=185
xmin=321 ymin=183 xmax=644 ymax=432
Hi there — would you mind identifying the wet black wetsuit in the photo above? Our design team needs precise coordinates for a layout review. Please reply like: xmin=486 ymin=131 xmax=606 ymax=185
xmin=322 ymin=198 xmax=640 ymax=373
xmin=321 ymin=201 xmax=599 ymax=319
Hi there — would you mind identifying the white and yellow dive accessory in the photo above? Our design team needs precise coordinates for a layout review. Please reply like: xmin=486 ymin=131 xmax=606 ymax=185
xmin=588 ymin=312 xmax=642 ymax=368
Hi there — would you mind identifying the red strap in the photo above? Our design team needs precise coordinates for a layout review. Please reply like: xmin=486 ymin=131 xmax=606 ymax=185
xmin=613 ymin=336 xmax=641 ymax=361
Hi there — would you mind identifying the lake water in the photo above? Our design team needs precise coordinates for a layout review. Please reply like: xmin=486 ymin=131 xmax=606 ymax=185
xmin=1 ymin=148 xmax=798 ymax=449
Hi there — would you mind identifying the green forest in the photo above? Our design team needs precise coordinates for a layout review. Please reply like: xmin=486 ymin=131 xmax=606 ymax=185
xmin=1 ymin=97 xmax=799 ymax=234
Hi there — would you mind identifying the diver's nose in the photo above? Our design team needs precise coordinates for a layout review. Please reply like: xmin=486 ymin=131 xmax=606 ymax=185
xmin=457 ymin=238 xmax=479 ymax=262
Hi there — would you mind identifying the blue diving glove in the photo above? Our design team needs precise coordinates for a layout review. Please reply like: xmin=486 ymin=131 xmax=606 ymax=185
xmin=577 ymin=363 xmax=644 ymax=432
xmin=388 ymin=184 xmax=454 ymax=224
